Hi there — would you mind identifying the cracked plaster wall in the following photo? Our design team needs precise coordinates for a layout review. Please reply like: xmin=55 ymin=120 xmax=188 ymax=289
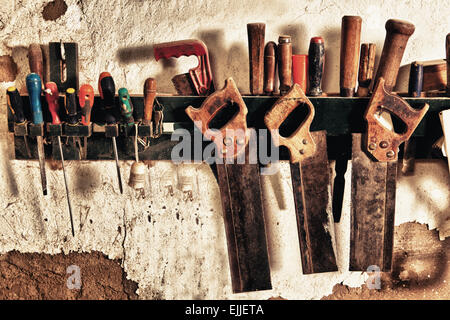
xmin=0 ymin=0 xmax=449 ymax=299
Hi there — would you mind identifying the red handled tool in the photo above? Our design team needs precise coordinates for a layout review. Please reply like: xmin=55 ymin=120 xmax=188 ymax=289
xmin=79 ymin=84 xmax=94 ymax=159
xmin=154 ymin=39 xmax=214 ymax=96
xmin=45 ymin=82 xmax=75 ymax=236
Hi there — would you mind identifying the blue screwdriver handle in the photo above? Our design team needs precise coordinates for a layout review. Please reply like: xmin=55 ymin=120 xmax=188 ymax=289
xmin=26 ymin=73 xmax=43 ymax=125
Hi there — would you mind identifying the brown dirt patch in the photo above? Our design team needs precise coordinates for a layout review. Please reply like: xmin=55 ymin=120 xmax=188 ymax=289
xmin=42 ymin=0 xmax=68 ymax=21
xmin=323 ymin=222 xmax=450 ymax=299
xmin=0 ymin=55 xmax=18 ymax=82
xmin=0 ymin=251 xmax=138 ymax=300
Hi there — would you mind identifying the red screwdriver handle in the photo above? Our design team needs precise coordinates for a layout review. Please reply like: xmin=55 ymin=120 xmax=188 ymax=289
xmin=44 ymin=82 xmax=61 ymax=125
xmin=79 ymin=84 xmax=95 ymax=125
xmin=154 ymin=39 xmax=214 ymax=95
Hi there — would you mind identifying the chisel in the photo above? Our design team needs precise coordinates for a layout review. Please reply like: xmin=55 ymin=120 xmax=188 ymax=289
xmin=402 ymin=62 xmax=423 ymax=175
xmin=99 ymin=72 xmax=123 ymax=194
xmin=247 ymin=23 xmax=265 ymax=95
xmin=143 ymin=78 xmax=156 ymax=127
xmin=45 ymin=82 xmax=74 ymax=236
xmin=64 ymin=87 xmax=82 ymax=158
xmin=356 ymin=43 xmax=376 ymax=97
xmin=78 ymin=84 xmax=95 ymax=159
xmin=350 ymin=19 xmax=418 ymax=271
xmin=265 ymin=83 xmax=337 ymax=273
xmin=278 ymin=35 xmax=292 ymax=95
xmin=263 ymin=41 xmax=277 ymax=95
xmin=186 ymin=78 xmax=271 ymax=293
xmin=308 ymin=37 xmax=325 ymax=96
xmin=340 ymin=16 xmax=362 ymax=97
xmin=7 ymin=86 xmax=32 ymax=158
xmin=26 ymin=73 xmax=47 ymax=196
xmin=333 ymin=16 xmax=362 ymax=223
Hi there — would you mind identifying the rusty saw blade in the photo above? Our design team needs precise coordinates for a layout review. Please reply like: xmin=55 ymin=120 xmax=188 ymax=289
xmin=185 ymin=78 xmax=271 ymax=293
xmin=350 ymin=78 xmax=428 ymax=271
xmin=265 ymin=83 xmax=337 ymax=273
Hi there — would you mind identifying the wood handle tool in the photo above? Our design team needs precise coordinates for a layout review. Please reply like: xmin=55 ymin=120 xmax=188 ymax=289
xmin=186 ymin=78 xmax=272 ymax=293
xmin=247 ymin=23 xmax=265 ymax=95
xmin=143 ymin=78 xmax=156 ymax=126
xmin=373 ymin=19 xmax=415 ymax=93
xmin=340 ymin=16 xmax=362 ymax=97
xmin=79 ymin=84 xmax=94 ymax=159
xmin=264 ymin=41 xmax=277 ymax=95
xmin=357 ymin=43 xmax=376 ymax=97
xmin=28 ymin=44 xmax=44 ymax=86
xmin=446 ymin=33 xmax=450 ymax=96
xmin=264 ymin=84 xmax=338 ymax=273
xmin=45 ymin=82 xmax=74 ymax=236
xmin=278 ymin=35 xmax=293 ymax=95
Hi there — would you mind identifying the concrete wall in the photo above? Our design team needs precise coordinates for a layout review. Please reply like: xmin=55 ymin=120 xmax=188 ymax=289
xmin=0 ymin=0 xmax=449 ymax=299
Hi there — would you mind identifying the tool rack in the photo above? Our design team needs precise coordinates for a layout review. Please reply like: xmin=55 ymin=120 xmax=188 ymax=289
xmin=8 ymin=95 xmax=450 ymax=161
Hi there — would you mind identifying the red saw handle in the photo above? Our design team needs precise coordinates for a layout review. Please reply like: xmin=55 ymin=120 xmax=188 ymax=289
xmin=154 ymin=39 xmax=214 ymax=95
xmin=44 ymin=82 xmax=61 ymax=125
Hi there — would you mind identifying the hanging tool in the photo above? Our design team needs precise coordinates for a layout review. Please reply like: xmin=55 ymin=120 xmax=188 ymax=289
xmin=49 ymin=41 xmax=79 ymax=92
xmin=264 ymin=83 xmax=337 ymax=273
xmin=79 ymin=84 xmax=94 ymax=159
xmin=308 ymin=37 xmax=325 ymax=96
xmin=422 ymin=59 xmax=447 ymax=93
xmin=350 ymin=78 xmax=428 ymax=271
xmin=28 ymin=44 xmax=44 ymax=86
xmin=26 ymin=73 xmax=47 ymax=196
xmin=278 ymin=35 xmax=292 ymax=95
xmin=292 ymin=54 xmax=308 ymax=93
xmin=447 ymin=33 xmax=450 ymax=96
xmin=185 ymin=78 xmax=271 ymax=293
xmin=340 ymin=16 xmax=362 ymax=97
xmin=139 ymin=77 xmax=157 ymax=138
xmin=264 ymin=41 xmax=277 ymax=95
xmin=402 ymin=62 xmax=423 ymax=175
xmin=118 ymin=87 xmax=135 ymax=125
xmin=356 ymin=43 xmax=376 ymax=97
xmin=247 ymin=23 xmax=265 ymax=95
xmin=333 ymin=17 xmax=362 ymax=222
xmin=99 ymin=72 xmax=123 ymax=194
xmin=154 ymin=39 xmax=214 ymax=95
xmin=128 ymin=123 xmax=147 ymax=191
xmin=64 ymin=87 xmax=82 ymax=159
xmin=7 ymin=87 xmax=32 ymax=158
xmin=45 ymin=82 xmax=75 ymax=236
xmin=350 ymin=19 xmax=418 ymax=272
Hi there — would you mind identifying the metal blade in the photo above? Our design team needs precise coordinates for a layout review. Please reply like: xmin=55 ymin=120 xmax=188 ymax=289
xmin=216 ymin=162 xmax=272 ymax=293
xmin=58 ymin=136 xmax=75 ymax=236
xmin=111 ymin=137 xmax=123 ymax=194
xmin=290 ymin=130 xmax=337 ymax=274
xmin=36 ymin=136 xmax=47 ymax=196
xmin=350 ymin=133 xmax=397 ymax=271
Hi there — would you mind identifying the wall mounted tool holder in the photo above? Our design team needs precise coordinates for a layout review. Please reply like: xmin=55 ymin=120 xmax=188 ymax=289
xmin=8 ymin=95 xmax=450 ymax=161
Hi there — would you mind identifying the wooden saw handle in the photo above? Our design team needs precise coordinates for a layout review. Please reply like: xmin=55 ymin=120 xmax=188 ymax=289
xmin=373 ymin=19 xmax=415 ymax=93
xmin=247 ymin=23 xmax=265 ymax=95
xmin=340 ymin=16 xmax=362 ymax=97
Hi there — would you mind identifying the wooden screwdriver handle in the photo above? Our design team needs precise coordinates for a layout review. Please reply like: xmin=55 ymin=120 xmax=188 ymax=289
xmin=143 ymin=78 xmax=156 ymax=125
xmin=278 ymin=35 xmax=293 ymax=95
xmin=373 ymin=19 xmax=415 ymax=93
xmin=357 ymin=43 xmax=376 ymax=97
xmin=247 ymin=23 xmax=265 ymax=95
xmin=28 ymin=44 xmax=44 ymax=84
xmin=340 ymin=16 xmax=362 ymax=97
xmin=263 ymin=41 xmax=277 ymax=95
xmin=446 ymin=33 xmax=450 ymax=96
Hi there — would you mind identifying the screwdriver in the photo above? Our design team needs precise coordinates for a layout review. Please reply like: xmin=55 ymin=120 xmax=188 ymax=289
xmin=64 ymin=88 xmax=82 ymax=159
xmin=26 ymin=73 xmax=47 ymax=195
xmin=45 ymin=82 xmax=75 ymax=236
xmin=99 ymin=72 xmax=123 ymax=194
xmin=79 ymin=84 xmax=95 ymax=159
xmin=7 ymin=87 xmax=32 ymax=158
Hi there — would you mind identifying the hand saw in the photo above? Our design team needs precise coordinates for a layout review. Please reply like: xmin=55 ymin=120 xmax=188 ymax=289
xmin=264 ymin=83 xmax=338 ymax=273
xmin=350 ymin=77 xmax=429 ymax=271
xmin=185 ymin=78 xmax=271 ymax=293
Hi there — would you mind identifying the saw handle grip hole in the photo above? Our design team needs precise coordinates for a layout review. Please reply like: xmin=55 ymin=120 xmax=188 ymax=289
xmin=374 ymin=106 xmax=407 ymax=135
xmin=278 ymin=102 xmax=310 ymax=138
xmin=208 ymin=101 xmax=240 ymax=130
